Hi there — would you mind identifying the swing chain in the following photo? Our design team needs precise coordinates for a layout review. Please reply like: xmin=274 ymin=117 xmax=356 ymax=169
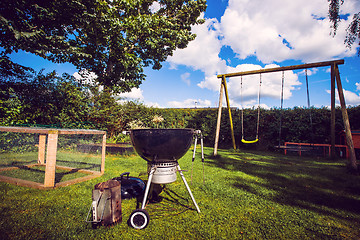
xmin=240 ymin=74 xmax=261 ymax=144
xmin=241 ymin=76 xmax=244 ymax=140
xmin=278 ymin=71 xmax=285 ymax=147
xmin=256 ymin=74 xmax=262 ymax=140
xmin=278 ymin=69 xmax=314 ymax=147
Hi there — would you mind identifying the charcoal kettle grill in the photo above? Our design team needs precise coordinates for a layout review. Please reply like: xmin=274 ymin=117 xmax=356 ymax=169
xmin=127 ymin=128 xmax=201 ymax=229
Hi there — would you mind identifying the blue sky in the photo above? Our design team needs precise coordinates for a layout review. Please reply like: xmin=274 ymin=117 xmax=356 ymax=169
xmin=9 ymin=0 xmax=360 ymax=109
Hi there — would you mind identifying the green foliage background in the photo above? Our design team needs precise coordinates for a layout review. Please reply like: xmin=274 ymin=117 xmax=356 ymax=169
xmin=1 ymin=70 xmax=360 ymax=151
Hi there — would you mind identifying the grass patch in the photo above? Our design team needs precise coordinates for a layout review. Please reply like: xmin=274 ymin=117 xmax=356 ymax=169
xmin=0 ymin=165 xmax=89 ymax=183
xmin=0 ymin=152 xmax=38 ymax=167
xmin=0 ymin=148 xmax=359 ymax=239
xmin=56 ymin=150 xmax=102 ymax=172
xmin=0 ymin=150 xmax=102 ymax=184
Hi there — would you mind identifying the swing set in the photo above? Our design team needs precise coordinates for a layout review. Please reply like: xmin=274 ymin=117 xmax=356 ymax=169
xmin=213 ymin=59 xmax=357 ymax=170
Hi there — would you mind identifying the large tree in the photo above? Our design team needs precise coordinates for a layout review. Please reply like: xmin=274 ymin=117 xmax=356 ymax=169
xmin=328 ymin=0 xmax=360 ymax=55
xmin=0 ymin=0 xmax=206 ymax=93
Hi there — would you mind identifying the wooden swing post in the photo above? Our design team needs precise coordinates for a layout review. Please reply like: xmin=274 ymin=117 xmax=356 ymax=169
xmin=222 ymin=76 xmax=237 ymax=151
xmin=334 ymin=64 xmax=357 ymax=171
xmin=213 ymin=76 xmax=237 ymax=156
xmin=214 ymin=82 xmax=224 ymax=156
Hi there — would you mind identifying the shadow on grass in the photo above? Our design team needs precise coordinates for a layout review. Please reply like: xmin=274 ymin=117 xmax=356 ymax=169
xmin=0 ymin=151 xmax=101 ymax=171
xmin=56 ymin=159 xmax=100 ymax=171
xmin=0 ymin=160 xmax=38 ymax=168
xmin=146 ymin=187 xmax=195 ymax=219
xmin=0 ymin=165 xmax=89 ymax=184
xmin=206 ymin=149 xmax=360 ymax=219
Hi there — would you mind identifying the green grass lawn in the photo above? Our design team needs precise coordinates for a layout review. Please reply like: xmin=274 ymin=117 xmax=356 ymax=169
xmin=0 ymin=147 xmax=359 ymax=239
xmin=0 ymin=150 xmax=102 ymax=184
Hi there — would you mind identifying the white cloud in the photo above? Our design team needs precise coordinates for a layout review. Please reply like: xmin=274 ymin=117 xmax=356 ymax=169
xmin=149 ymin=1 xmax=161 ymax=13
xmin=198 ymin=75 xmax=222 ymax=92
xmin=73 ymin=70 xmax=98 ymax=85
xmin=181 ymin=72 xmax=191 ymax=86
xmin=168 ymin=15 xmax=225 ymax=74
xmin=225 ymin=64 xmax=301 ymax=108
xmin=117 ymin=88 xmax=144 ymax=101
xmin=165 ymin=0 xmax=359 ymax=108
xmin=117 ymin=89 xmax=162 ymax=108
xmin=144 ymin=101 xmax=160 ymax=108
xmin=299 ymin=68 xmax=318 ymax=76
xmin=326 ymin=88 xmax=360 ymax=106
xmin=167 ymin=98 xmax=212 ymax=108
xmin=117 ymin=88 xmax=163 ymax=107
xmin=74 ymin=71 xmax=162 ymax=107
xmin=342 ymin=0 xmax=360 ymax=19
xmin=356 ymin=82 xmax=360 ymax=91
xmin=167 ymin=15 xmax=227 ymax=91
xmin=221 ymin=0 xmax=357 ymax=63
xmin=342 ymin=89 xmax=360 ymax=106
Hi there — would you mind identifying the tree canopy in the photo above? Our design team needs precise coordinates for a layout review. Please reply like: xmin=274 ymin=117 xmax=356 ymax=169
xmin=0 ymin=0 xmax=207 ymax=93
xmin=328 ymin=0 xmax=360 ymax=55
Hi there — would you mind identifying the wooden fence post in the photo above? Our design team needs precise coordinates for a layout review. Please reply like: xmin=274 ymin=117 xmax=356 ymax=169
xmin=44 ymin=130 xmax=58 ymax=188
xmin=101 ymin=133 xmax=106 ymax=174
xmin=38 ymin=134 xmax=46 ymax=164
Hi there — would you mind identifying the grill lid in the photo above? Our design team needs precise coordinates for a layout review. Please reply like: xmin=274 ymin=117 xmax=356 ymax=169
xmin=130 ymin=128 xmax=194 ymax=163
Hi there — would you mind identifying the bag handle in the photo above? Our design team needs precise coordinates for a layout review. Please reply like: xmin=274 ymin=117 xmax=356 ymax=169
xmin=120 ymin=172 xmax=130 ymax=180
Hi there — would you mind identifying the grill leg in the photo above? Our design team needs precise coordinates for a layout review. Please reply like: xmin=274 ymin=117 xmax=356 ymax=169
xmin=191 ymin=134 xmax=198 ymax=184
xmin=141 ymin=166 xmax=156 ymax=209
xmin=177 ymin=165 xmax=201 ymax=213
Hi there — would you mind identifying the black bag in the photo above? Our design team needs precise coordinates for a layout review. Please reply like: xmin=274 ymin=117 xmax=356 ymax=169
xmin=112 ymin=172 xmax=145 ymax=200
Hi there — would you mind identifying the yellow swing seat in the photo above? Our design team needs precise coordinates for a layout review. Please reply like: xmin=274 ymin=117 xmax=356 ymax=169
xmin=241 ymin=138 xmax=258 ymax=144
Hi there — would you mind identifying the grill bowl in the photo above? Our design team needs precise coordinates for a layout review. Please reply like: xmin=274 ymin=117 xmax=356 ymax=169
xmin=130 ymin=128 xmax=194 ymax=163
